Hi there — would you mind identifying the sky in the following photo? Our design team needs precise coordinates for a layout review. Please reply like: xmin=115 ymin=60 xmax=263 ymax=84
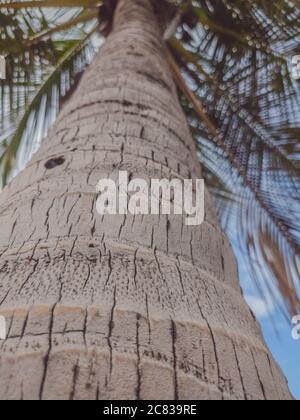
xmin=238 ymin=257 xmax=300 ymax=400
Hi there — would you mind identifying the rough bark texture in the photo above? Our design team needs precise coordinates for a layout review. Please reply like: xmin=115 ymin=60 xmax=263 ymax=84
xmin=0 ymin=0 xmax=292 ymax=400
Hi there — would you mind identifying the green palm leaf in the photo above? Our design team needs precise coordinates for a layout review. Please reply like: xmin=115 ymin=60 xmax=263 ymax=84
xmin=0 ymin=13 xmax=98 ymax=183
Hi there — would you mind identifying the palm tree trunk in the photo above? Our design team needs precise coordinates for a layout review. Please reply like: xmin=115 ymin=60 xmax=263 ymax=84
xmin=0 ymin=0 xmax=292 ymax=400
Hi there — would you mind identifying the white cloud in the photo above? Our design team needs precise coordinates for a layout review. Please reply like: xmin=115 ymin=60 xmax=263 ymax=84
xmin=245 ymin=295 xmax=275 ymax=319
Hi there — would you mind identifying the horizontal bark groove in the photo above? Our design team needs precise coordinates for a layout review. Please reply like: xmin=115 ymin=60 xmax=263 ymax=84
xmin=0 ymin=244 xmax=245 ymax=324
xmin=0 ymin=305 xmax=269 ymax=354
xmin=0 ymin=305 xmax=289 ymax=400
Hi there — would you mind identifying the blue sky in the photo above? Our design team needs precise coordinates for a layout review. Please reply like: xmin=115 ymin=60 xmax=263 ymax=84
xmin=238 ymin=258 xmax=300 ymax=400
xmin=260 ymin=317 xmax=300 ymax=400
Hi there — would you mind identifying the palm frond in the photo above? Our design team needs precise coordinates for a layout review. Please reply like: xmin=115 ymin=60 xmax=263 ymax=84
xmin=0 ymin=0 xmax=99 ymax=9
xmin=0 ymin=26 xmax=98 ymax=185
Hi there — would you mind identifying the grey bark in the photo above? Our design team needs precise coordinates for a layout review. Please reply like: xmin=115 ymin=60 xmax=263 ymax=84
xmin=0 ymin=0 xmax=292 ymax=400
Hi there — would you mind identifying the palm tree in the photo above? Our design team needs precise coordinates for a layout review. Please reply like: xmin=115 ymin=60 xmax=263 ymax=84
xmin=0 ymin=0 xmax=298 ymax=400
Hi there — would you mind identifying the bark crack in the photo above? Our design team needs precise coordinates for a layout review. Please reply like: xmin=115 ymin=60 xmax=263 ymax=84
xmin=171 ymin=319 xmax=179 ymax=400
xmin=107 ymin=286 xmax=117 ymax=377
xmin=232 ymin=341 xmax=248 ymax=400
xmin=39 ymin=303 xmax=57 ymax=400
xmin=69 ymin=358 xmax=80 ymax=400
xmin=136 ymin=314 xmax=142 ymax=400
xmin=197 ymin=299 xmax=224 ymax=399
xmin=251 ymin=350 xmax=267 ymax=400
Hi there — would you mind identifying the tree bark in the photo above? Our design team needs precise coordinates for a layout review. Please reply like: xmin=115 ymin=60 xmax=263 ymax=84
xmin=0 ymin=0 xmax=292 ymax=400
